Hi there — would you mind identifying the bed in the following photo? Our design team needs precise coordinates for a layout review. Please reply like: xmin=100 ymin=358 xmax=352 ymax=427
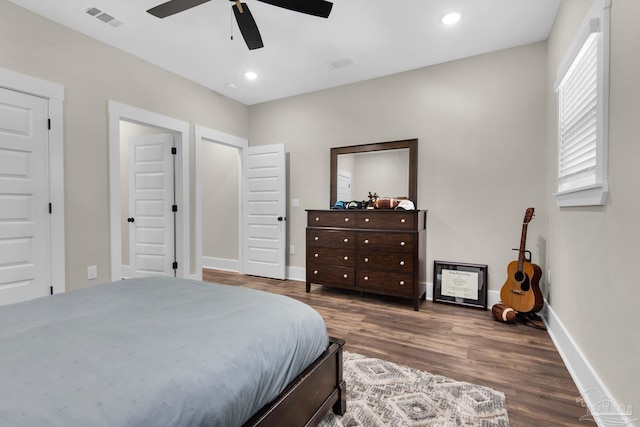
xmin=0 ymin=276 xmax=345 ymax=426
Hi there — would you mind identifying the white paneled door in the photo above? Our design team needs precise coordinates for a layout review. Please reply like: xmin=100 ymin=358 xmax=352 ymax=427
xmin=242 ymin=144 xmax=286 ymax=280
xmin=0 ymin=88 xmax=50 ymax=305
xmin=128 ymin=134 xmax=175 ymax=277
xmin=337 ymin=169 xmax=351 ymax=202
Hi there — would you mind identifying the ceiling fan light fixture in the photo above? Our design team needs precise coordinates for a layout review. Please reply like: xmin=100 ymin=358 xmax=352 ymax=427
xmin=244 ymin=71 xmax=258 ymax=80
xmin=442 ymin=12 xmax=461 ymax=25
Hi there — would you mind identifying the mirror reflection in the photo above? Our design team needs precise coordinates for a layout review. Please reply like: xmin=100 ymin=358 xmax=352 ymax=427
xmin=330 ymin=139 xmax=418 ymax=207
xmin=336 ymin=149 xmax=410 ymax=202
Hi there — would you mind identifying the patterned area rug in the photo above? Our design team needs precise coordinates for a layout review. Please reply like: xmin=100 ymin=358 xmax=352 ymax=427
xmin=319 ymin=352 xmax=509 ymax=427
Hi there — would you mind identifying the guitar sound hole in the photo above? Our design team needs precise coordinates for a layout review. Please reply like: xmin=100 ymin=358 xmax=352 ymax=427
xmin=514 ymin=271 xmax=531 ymax=292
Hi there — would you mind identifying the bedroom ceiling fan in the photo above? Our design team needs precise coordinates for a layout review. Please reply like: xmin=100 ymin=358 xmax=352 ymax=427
xmin=147 ymin=0 xmax=333 ymax=50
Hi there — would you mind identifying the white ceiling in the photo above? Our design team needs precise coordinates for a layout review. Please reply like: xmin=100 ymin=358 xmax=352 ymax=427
xmin=8 ymin=0 xmax=561 ymax=105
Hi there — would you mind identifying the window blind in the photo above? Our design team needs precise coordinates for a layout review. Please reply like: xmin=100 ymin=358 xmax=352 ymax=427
xmin=557 ymin=32 xmax=599 ymax=192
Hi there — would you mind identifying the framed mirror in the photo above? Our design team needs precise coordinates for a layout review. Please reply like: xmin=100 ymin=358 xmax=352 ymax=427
xmin=330 ymin=139 xmax=418 ymax=207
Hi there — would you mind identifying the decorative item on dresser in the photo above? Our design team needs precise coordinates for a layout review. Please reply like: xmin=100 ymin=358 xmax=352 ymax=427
xmin=306 ymin=209 xmax=427 ymax=310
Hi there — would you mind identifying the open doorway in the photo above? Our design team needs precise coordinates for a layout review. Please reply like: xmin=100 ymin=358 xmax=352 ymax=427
xmin=194 ymin=126 xmax=246 ymax=280
xmin=201 ymin=141 xmax=240 ymax=271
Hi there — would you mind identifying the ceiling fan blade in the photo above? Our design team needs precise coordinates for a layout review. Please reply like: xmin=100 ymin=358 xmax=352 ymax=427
xmin=232 ymin=2 xmax=264 ymax=50
xmin=256 ymin=0 xmax=332 ymax=18
xmin=147 ymin=0 xmax=211 ymax=18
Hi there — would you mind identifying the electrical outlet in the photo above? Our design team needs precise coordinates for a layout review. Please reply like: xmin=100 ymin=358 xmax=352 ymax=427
xmin=547 ymin=268 xmax=551 ymax=285
xmin=290 ymin=245 xmax=295 ymax=255
xmin=87 ymin=265 xmax=98 ymax=280
xmin=291 ymin=198 xmax=300 ymax=208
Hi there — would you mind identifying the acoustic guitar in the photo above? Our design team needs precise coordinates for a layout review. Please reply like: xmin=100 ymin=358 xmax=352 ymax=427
xmin=500 ymin=208 xmax=544 ymax=313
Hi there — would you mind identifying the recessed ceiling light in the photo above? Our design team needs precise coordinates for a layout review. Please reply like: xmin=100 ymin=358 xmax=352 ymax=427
xmin=244 ymin=71 xmax=258 ymax=80
xmin=442 ymin=12 xmax=461 ymax=25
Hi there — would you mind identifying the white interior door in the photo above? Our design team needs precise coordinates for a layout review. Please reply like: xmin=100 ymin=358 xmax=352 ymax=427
xmin=337 ymin=169 xmax=352 ymax=202
xmin=128 ymin=134 xmax=175 ymax=277
xmin=0 ymin=88 xmax=50 ymax=305
xmin=242 ymin=143 xmax=286 ymax=280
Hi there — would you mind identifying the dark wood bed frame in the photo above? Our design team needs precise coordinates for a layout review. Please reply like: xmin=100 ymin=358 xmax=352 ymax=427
xmin=243 ymin=337 xmax=346 ymax=427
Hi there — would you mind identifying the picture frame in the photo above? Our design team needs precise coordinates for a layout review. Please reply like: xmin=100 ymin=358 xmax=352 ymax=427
xmin=433 ymin=261 xmax=488 ymax=310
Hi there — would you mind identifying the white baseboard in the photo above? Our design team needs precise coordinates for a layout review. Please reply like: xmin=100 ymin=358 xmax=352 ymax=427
xmin=202 ymin=256 xmax=239 ymax=273
xmin=287 ymin=265 xmax=306 ymax=282
xmin=541 ymin=304 xmax=635 ymax=426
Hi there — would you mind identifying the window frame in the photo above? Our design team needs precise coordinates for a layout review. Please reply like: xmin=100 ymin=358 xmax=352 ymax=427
xmin=553 ymin=0 xmax=610 ymax=207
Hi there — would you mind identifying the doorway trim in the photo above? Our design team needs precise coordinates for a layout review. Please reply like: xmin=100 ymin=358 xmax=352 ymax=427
xmin=108 ymin=101 xmax=189 ymax=280
xmin=0 ymin=66 xmax=65 ymax=294
xmin=194 ymin=125 xmax=247 ymax=280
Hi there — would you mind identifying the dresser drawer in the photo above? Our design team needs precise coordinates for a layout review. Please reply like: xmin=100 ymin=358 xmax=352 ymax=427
xmin=307 ymin=247 xmax=355 ymax=267
xmin=357 ymin=270 xmax=414 ymax=298
xmin=356 ymin=212 xmax=416 ymax=230
xmin=358 ymin=231 xmax=415 ymax=253
xmin=306 ymin=229 xmax=355 ymax=249
xmin=357 ymin=252 xmax=413 ymax=272
xmin=307 ymin=265 xmax=356 ymax=289
xmin=308 ymin=211 xmax=356 ymax=228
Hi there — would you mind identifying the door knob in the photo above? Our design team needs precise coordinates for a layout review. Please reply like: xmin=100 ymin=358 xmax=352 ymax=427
xmin=127 ymin=217 xmax=135 ymax=223
xmin=277 ymin=216 xmax=286 ymax=221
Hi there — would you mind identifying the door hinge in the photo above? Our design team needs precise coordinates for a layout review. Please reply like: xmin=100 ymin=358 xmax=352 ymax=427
xmin=48 ymin=119 xmax=51 ymax=130
xmin=49 ymin=203 xmax=52 ymax=214
xmin=50 ymin=286 xmax=54 ymax=295
xmin=172 ymin=205 xmax=178 ymax=212
xmin=172 ymin=261 xmax=178 ymax=270
xmin=171 ymin=147 xmax=177 ymax=155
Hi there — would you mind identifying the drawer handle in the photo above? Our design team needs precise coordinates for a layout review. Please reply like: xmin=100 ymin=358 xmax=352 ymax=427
xmin=364 ymin=276 xmax=369 ymax=281
xmin=365 ymin=218 xmax=370 ymax=222
xmin=400 ymin=241 xmax=405 ymax=246
xmin=344 ymin=218 xmax=349 ymax=222
xmin=399 ymin=261 xmax=405 ymax=266
xmin=314 ymin=236 xmax=319 ymax=240
xmin=314 ymin=253 xmax=319 ymax=257
xmin=343 ymin=274 xmax=348 ymax=279
xmin=343 ymin=238 xmax=349 ymax=243
xmin=364 ymin=257 xmax=369 ymax=262
xmin=313 ymin=270 xmax=318 ymax=274
xmin=401 ymin=218 xmax=406 ymax=223
xmin=344 ymin=256 xmax=349 ymax=261
xmin=315 ymin=217 xmax=320 ymax=221
xmin=399 ymin=280 xmax=405 ymax=286
xmin=364 ymin=239 xmax=369 ymax=244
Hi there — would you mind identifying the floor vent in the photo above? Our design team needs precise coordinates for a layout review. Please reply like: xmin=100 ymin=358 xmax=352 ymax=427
xmin=84 ymin=6 xmax=124 ymax=28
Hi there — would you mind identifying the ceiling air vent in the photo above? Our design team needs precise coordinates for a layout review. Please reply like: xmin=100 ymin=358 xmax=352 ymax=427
xmin=327 ymin=57 xmax=356 ymax=70
xmin=84 ymin=6 xmax=124 ymax=28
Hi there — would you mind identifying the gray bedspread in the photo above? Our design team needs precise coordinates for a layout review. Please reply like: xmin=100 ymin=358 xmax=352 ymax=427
xmin=0 ymin=277 xmax=329 ymax=427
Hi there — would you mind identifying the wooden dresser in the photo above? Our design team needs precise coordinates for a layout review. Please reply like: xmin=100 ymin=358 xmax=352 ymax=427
xmin=306 ymin=209 xmax=427 ymax=310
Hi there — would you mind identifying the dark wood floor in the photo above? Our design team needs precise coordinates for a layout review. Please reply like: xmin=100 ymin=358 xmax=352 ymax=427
xmin=202 ymin=269 xmax=593 ymax=426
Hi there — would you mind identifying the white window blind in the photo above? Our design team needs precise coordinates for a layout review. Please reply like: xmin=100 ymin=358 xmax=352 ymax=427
xmin=557 ymin=31 xmax=599 ymax=193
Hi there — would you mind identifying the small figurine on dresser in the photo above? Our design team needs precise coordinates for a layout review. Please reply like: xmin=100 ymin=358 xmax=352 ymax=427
xmin=366 ymin=192 xmax=378 ymax=209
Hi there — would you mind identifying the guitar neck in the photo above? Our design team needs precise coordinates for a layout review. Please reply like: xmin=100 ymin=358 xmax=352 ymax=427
xmin=517 ymin=222 xmax=528 ymax=271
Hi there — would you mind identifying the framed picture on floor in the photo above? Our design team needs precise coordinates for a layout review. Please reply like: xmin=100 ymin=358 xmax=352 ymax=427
xmin=433 ymin=261 xmax=488 ymax=310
